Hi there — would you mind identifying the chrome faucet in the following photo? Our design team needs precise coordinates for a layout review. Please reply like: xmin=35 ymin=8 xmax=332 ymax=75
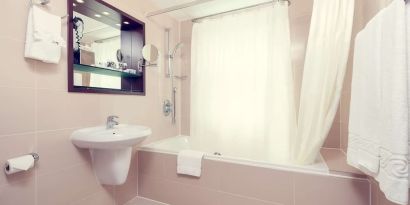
xmin=106 ymin=115 xmax=119 ymax=129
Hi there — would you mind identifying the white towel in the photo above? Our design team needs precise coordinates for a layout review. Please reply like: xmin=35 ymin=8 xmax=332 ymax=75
xmin=177 ymin=150 xmax=204 ymax=177
xmin=24 ymin=5 xmax=65 ymax=64
xmin=347 ymin=0 xmax=409 ymax=204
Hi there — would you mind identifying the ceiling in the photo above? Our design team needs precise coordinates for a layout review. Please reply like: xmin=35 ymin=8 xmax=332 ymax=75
xmin=74 ymin=12 xmax=120 ymax=44
xmin=147 ymin=0 xmax=273 ymax=21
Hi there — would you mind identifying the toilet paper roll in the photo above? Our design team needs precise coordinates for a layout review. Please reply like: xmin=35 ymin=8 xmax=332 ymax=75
xmin=4 ymin=155 xmax=35 ymax=175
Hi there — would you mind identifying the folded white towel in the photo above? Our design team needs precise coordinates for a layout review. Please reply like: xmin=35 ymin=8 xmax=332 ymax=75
xmin=177 ymin=150 xmax=204 ymax=177
xmin=24 ymin=5 xmax=65 ymax=64
xmin=347 ymin=0 xmax=409 ymax=204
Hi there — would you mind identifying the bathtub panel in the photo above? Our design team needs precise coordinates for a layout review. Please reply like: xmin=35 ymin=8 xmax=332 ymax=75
xmin=139 ymin=174 xmax=220 ymax=205
xmin=138 ymin=146 xmax=371 ymax=205
xmin=219 ymin=162 xmax=294 ymax=205
xmin=162 ymin=156 xmax=224 ymax=190
xmin=139 ymin=151 xmax=170 ymax=178
xmin=166 ymin=180 xmax=221 ymax=205
xmin=294 ymin=173 xmax=370 ymax=205
xmin=218 ymin=193 xmax=281 ymax=205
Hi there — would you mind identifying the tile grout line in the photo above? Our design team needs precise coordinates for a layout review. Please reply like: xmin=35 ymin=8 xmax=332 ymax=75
xmin=293 ymin=173 xmax=296 ymax=205
xmin=34 ymin=60 xmax=39 ymax=205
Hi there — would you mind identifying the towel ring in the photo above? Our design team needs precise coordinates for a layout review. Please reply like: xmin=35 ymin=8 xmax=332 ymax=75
xmin=30 ymin=0 xmax=50 ymax=6
xmin=29 ymin=0 xmax=69 ymax=20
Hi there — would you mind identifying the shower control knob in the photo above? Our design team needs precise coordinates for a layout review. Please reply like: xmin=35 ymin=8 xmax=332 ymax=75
xmin=163 ymin=100 xmax=173 ymax=117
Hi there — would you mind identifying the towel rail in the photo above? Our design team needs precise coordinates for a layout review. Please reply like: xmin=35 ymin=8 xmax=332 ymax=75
xmin=29 ymin=0 xmax=69 ymax=20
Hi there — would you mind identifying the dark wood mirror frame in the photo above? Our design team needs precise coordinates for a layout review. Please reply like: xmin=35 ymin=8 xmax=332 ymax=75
xmin=67 ymin=0 xmax=146 ymax=95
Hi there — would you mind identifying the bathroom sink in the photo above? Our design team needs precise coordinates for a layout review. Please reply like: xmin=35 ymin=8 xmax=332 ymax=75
xmin=70 ymin=124 xmax=151 ymax=149
xmin=70 ymin=123 xmax=151 ymax=185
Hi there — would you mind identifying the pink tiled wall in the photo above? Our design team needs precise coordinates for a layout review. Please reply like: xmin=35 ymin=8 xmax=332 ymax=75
xmin=138 ymin=151 xmax=371 ymax=205
xmin=0 ymin=0 xmax=181 ymax=204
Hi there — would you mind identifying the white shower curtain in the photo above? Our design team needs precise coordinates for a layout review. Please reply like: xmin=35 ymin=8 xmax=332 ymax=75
xmin=190 ymin=3 xmax=296 ymax=163
xmin=292 ymin=0 xmax=355 ymax=164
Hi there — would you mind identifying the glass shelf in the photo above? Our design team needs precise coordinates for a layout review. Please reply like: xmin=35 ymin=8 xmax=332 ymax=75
xmin=73 ymin=64 xmax=141 ymax=78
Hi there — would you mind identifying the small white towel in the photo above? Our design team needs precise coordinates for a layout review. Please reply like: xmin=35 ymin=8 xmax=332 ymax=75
xmin=347 ymin=0 xmax=409 ymax=204
xmin=177 ymin=150 xmax=204 ymax=177
xmin=24 ymin=5 xmax=65 ymax=64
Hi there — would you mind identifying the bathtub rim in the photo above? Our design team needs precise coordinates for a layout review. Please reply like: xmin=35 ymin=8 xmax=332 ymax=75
xmin=138 ymin=135 xmax=333 ymax=177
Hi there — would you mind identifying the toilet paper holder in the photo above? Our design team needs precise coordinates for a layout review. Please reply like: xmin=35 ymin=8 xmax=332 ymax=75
xmin=4 ymin=153 xmax=39 ymax=172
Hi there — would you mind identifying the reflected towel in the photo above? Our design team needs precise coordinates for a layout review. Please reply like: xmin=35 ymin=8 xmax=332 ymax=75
xmin=24 ymin=5 xmax=65 ymax=64
xmin=177 ymin=150 xmax=204 ymax=177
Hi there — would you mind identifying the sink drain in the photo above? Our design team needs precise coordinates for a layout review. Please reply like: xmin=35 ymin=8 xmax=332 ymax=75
xmin=213 ymin=152 xmax=222 ymax=156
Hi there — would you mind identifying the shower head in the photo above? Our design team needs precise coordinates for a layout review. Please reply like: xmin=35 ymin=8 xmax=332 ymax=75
xmin=170 ymin=42 xmax=184 ymax=58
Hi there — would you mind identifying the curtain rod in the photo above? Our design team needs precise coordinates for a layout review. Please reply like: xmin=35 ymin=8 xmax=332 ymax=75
xmin=192 ymin=0 xmax=291 ymax=22
xmin=146 ymin=0 xmax=214 ymax=18
xmin=146 ymin=0 xmax=290 ymax=20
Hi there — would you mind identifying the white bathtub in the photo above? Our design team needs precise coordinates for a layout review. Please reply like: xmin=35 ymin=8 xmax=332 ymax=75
xmin=139 ymin=135 xmax=329 ymax=175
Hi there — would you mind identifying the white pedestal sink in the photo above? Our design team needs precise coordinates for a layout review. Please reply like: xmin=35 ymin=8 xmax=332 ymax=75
xmin=70 ymin=124 xmax=151 ymax=185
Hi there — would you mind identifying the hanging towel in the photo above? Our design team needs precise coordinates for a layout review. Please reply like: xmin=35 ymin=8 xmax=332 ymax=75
xmin=347 ymin=0 xmax=409 ymax=204
xmin=24 ymin=5 xmax=65 ymax=64
xmin=177 ymin=150 xmax=204 ymax=177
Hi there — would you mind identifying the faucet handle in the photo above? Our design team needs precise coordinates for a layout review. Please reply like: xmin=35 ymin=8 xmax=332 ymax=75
xmin=107 ymin=115 xmax=119 ymax=120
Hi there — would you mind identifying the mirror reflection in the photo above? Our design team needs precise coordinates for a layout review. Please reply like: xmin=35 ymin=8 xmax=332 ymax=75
xmin=69 ymin=0 xmax=145 ymax=94
xmin=73 ymin=12 xmax=126 ymax=90
xmin=73 ymin=12 xmax=123 ymax=70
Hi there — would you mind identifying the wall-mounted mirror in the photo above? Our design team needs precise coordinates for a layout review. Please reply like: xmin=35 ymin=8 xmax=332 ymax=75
xmin=68 ymin=0 xmax=146 ymax=95
xmin=142 ymin=44 xmax=159 ymax=62
xmin=138 ymin=44 xmax=159 ymax=70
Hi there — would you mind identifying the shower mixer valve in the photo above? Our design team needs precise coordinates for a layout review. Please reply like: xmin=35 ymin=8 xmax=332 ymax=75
xmin=163 ymin=100 xmax=173 ymax=117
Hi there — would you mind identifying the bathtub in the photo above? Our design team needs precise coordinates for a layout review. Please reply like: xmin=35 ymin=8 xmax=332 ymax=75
xmin=139 ymin=135 xmax=329 ymax=175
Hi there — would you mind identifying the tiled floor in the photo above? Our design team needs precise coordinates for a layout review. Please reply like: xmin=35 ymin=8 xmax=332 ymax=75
xmin=125 ymin=197 xmax=169 ymax=205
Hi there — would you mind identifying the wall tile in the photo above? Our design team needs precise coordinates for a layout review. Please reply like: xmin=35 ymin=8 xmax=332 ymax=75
xmin=0 ymin=177 xmax=36 ymax=205
xmin=320 ymin=148 xmax=363 ymax=175
xmin=36 ymin=89 xmax=104 ymax=131
xmin=35 ymin=50 xmax=68 ymax=91
xmin=70 ymin=190 xmax=116 ymax=205
xmin=340 ymin=123 xmax=349 ymax=152
xmin=0 ymin=38 xmax=36 ymax=88
xmin=323 ymin=120 xmax=341 ymax=148
xmin=0 ymin=87 xmax=36 ymax=135
xmin=294 ymin=173 xmax=370 ymax=205
xmin=115 ymin=175 xmax=139 ymax=205
xmin=37 ymin=163 xmax=105 ymax=205
xmin=0 ymin=1 xmax=31 ymax=40
xmin=288 ymin=0 xmax=314 ymax=20
xmin=37 ymin=129 xmax=90 ymax=176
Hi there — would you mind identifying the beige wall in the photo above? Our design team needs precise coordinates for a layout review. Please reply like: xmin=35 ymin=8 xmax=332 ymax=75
xmin=0 ymin=0 xmax=181 ymax=204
